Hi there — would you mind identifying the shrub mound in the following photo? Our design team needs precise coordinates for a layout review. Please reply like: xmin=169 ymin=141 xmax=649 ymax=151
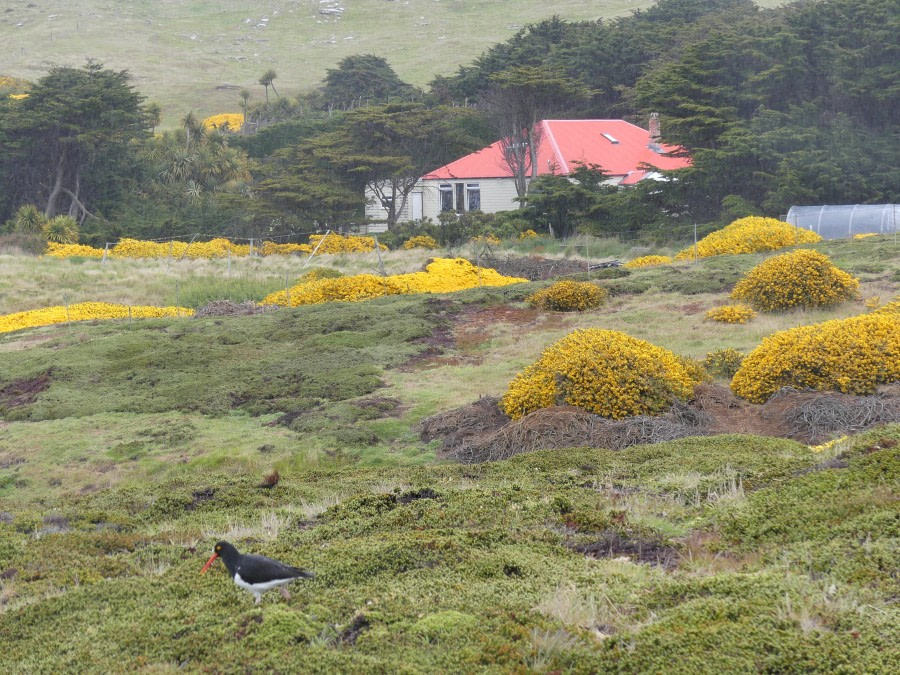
xmin=501 ymin=329 xmax=701 ymax=420
xmin=731 ymin=249 xmax=859 ymax=312
xmin=705 ymin=304 xmax=756 ymax=324
xmin=731 ymin=313 xmax=900 ymax=403
xmin=525 ymin=280 xmax=607 ymax=312
xmin=624 ymin=255 xmax=672 ymax=269
xmin=402 ymin=235 xmax=439 ymax=250
xmin=674 ymin=216 xmax=821 ymax=260
xmin=703 ymin=348 xmax=745 ymax=379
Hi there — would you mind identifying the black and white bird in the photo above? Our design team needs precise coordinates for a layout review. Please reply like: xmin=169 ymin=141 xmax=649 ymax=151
xmin=200 ymin=541 xmax=315 ymax=604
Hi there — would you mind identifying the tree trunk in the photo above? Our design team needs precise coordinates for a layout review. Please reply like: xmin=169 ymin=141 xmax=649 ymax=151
xmin=44 ymin=146 xmax=68 ymax=218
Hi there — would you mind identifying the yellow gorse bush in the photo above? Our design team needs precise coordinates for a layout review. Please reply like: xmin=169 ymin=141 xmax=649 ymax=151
xmin=308 ymin=234 xmax=386 ymax=255
xmin=731 ymin=312 xmax=900 ymax=403
xmin=402 ymin=235 xmax=439 ymax=250
xmin=853 ymin=233 xmax=877 ymax=240
xmin=471 ymin=234 xmax=502 ymax=245
xmin=43 ymin=235 xmax=385 ymax=259
xmin=624 ymin=255 xmax=672 ymax=269
xmin=202 ymin=113 xmax=244 ymax=131
xmin=705 ymin=304 xmax=756 ymax=324
xmin=259 ymin=241 xmax=313 ymax=256
xmin=526 ymin=280 xmax=607 ymax=312
xmin=0 ymin=302 xmax=194 ymax=334
xmin=45 ymin=243 xmax=104 ymax=258
xmin=501 ymin=329 xmax=701 ymax=421
xmin=260 ymin=258 xmax=526 ymax=307
xmin=731 ymin=249 xmax=859 ymax=312
xmin=674 ymin=216 xmax=821 ymax=260
xmin=109 ymin=238 xmax=251 ymax=259
xmin=519 ymin=230 xmax=540 ymax=239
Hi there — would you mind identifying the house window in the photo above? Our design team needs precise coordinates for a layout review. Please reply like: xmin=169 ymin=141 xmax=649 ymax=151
xmin=467 ymin=184 xmax=481 ymax=211
xmin=439 ymin=184 xmax=453 ymax=212
xmin=455 ymin=183 xmax=465 ymax=213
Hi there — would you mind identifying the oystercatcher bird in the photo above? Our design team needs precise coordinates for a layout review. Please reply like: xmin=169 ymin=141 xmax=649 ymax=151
xmin=201 ymin=541 xmax=315 ymax=604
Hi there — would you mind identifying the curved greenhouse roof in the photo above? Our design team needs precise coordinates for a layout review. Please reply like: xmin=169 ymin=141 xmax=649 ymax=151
xmin=786 ymin=204 xmax=898 ymax=239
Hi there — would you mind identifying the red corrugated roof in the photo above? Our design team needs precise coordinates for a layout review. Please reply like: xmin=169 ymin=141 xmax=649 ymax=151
xmin=423 ymin=119 xmax=690 ymax=181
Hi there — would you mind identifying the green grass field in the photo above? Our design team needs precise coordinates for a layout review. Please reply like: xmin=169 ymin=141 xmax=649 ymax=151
xmin=0 ymin=0 xmax=783 ymax=123
xmin=1 ymin=235 xmax=898 ymax=671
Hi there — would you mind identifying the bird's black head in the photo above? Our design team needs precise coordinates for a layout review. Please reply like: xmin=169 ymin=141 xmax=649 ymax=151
xmin=200 ymin=541 xmax=241 ymax=575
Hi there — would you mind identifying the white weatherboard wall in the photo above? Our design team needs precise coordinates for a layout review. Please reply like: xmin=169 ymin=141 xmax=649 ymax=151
xmin=366 ymin=178 xmax=523 ymax=223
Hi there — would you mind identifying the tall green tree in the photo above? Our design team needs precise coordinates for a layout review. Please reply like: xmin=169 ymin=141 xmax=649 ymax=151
xmin=319 ymin=55 xmax=420 ymax=111
xmin=483 ymin=66 xmax=591 ymax=202
xmin=0 ymin=62 xmax=149 ymax=224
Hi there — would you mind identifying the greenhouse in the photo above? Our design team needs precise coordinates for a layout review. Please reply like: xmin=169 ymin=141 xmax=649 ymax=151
xmin=786 ymin=204 xmax=898 ymax=239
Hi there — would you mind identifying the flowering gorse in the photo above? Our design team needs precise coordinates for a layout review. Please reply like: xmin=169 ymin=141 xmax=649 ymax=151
xmin=519 ymin=230 xmax=540 ymax=239
xmin=501 ymin=329 xmax=701 ymax=420
xmin=202 ymin=113 xmax=244 ymax=132
xmin=402 ymin=235 xmax=439 ymax=250
xmin=43 ymin=235 xmax=384 ymax=259
xmin=674 ymin=217 xmax=821 ymax=260
xmin=705 ymin=304 xmax=756 ymax=324
xmin=624 ymin=255 xmax=672 ymax=269
xmin=731 ymin=249 xmax=859 ymax=312
xmin=731 ymin=313 xmax=900 ymax=403
xmin=526 ymin=281 xmax=607 ymax=312
xmin=45 ymin=243 xmax=104 ymax=258
xmin=0 ymin=303 xmax=193 ymax=334
xmin=260 ymin=258 xmax=526 ymax=307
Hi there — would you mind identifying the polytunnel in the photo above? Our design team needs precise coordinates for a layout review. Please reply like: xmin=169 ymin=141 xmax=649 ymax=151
xmin=786 ymin=204 xmax=898 ymax=239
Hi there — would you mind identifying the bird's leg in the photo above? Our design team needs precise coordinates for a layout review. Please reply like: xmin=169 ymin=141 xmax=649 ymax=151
xmin=280 ymin=587 xmax=291 ymax=601
xmin=254 ymin=593 xmax=262 ymax=605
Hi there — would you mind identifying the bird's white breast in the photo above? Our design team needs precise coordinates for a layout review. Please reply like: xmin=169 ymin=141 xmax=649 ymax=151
xmin=234 ymin=573 xmax=294 ymax=592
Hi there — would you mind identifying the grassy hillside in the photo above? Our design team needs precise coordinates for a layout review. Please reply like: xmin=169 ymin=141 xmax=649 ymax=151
xmin=1 ymin=235 xmax=898 ymax=671
xmin=0 ymin=0 xmax=781 ymax=122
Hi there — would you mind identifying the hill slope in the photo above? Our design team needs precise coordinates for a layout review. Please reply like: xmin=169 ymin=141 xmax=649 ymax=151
xmin=0 ymin=0 xmax=782 ymax=122
xmin=0 ymin=0 xmax=638 ymax=120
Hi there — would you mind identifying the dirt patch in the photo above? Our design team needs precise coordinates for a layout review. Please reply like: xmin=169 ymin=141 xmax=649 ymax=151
xmin=354 ymin=396 xmax=405 ymax=418
xmin=338 ymin=614 xmax=370 ymax=645
xmin=186 ymin=488 xmax=216 ymax=510
xmin=193 ymin=301 xmax=276 ymax=318
xmin=404 ymin=302 xmax=567 ymax=370
xmin=477 ymin=253 xmax=604 ymax=281
xmin=0 ymin=369 xmax=52 ymax=409
xmin=570 ymin=529 xmax=678 ymax=569
xmin=422 ymin=384 xmax=900 ymax=463
xmin=398 ymin=487 xmax=440 ymax=504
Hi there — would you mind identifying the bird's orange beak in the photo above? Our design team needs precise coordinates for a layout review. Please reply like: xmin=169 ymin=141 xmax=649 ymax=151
xmin=200 ymin=552 xmax=219 ymax=574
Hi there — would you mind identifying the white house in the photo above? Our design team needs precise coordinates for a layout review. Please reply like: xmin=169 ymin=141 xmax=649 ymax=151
xmin=364 ymin=117 xmax=691 ymax=226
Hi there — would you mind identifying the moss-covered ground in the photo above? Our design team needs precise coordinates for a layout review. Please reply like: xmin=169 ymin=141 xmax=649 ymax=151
xmin=1 ymin=236 xmax=898 ymax=672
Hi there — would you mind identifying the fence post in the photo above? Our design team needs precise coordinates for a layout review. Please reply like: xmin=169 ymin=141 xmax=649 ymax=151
xmin=64 ymin=293 xmax=70 ymax=328
xmin=175 ymin=280 xmax=180 ymax=316
xmin=285 ymin=269 xmax=291 ymax=306
xmin=227 ymin=248 xmax=232 ymax=275
xmin=302 ymin=229 xmax=331 ymax=268
xmin=102 ymin=243 xmax=109 ymax=264
xmin=249 ymin=238 xmax=254 ymax=258
xmin=693 ymin=224 xmax=699 ymax=262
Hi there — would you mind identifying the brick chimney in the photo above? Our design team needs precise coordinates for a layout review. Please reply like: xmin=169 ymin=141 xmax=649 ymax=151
xmin=648 ymin=112 xmax=661 ymax=144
